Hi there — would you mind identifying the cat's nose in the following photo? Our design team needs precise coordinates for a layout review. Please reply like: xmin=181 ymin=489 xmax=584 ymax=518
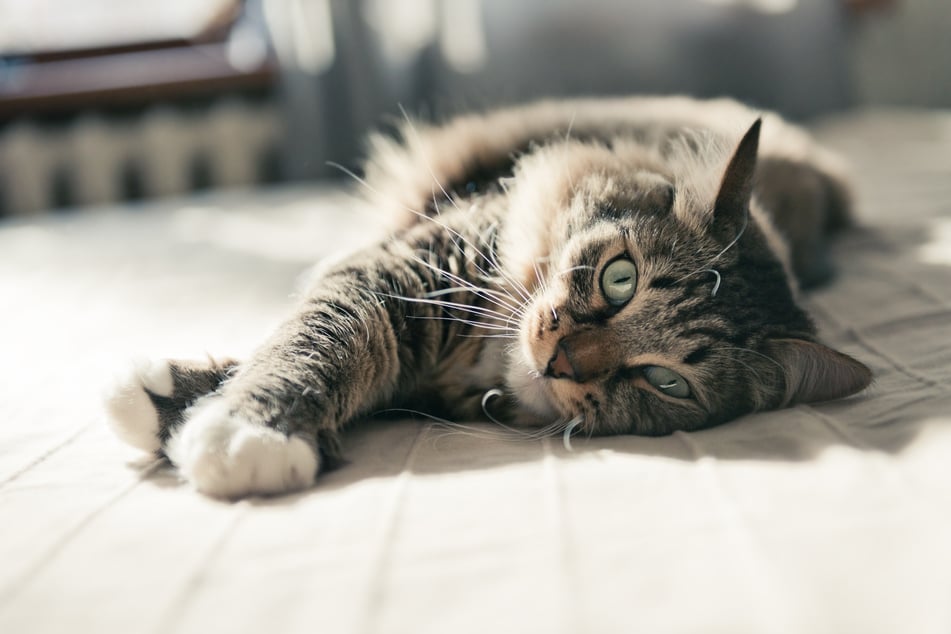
xmin=545 ymin=331 xmax=617 ymax=383
xmin=545 ymin=343 xmax=576 ymax=380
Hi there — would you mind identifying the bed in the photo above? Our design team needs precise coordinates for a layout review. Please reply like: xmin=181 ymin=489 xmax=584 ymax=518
xmin=1 ymin=110 xmax=949 ymax=634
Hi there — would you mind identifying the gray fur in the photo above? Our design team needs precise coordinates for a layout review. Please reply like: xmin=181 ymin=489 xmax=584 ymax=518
xmin=126 ymin=96 xmax=873 ymax=477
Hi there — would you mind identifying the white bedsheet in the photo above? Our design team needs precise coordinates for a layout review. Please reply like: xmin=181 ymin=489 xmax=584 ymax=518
xmin=1 ymin=110 xmax=950 ymax=634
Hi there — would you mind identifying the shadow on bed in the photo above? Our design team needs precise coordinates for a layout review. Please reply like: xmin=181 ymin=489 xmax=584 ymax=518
xmin=129 ymin=384 xmax=948 ymax=503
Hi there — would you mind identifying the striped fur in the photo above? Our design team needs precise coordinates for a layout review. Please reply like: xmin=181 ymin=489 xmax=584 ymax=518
xmin=106 ymin=96 xmax=872 ymax=498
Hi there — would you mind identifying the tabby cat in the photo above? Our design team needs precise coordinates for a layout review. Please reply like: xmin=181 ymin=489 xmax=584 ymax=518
xmin=106 ymin=96 xmax=872 ymax=499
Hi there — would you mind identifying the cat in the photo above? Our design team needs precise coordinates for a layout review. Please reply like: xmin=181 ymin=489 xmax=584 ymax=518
xmin=105 ymin=96 xmax=872 ymax=499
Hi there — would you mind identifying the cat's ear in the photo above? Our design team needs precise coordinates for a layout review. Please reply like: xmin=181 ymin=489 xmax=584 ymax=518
xmin=768 ymin=338 xmax=873 ymax=405
xmin=712 ymin=118 xmax=761 ymax=241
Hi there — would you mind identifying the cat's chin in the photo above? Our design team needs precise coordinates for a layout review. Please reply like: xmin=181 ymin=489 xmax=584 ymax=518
xmin=504 ymin=363 xmax=562 ymax=425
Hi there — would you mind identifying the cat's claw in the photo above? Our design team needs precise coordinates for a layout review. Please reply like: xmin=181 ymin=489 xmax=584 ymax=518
xmin=104 ymin=358 xmax=173 ymax=452
xmin=166 ymin=399 xmax=319 ymax=499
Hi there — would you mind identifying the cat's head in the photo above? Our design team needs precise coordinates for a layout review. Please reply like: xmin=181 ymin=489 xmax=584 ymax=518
xmin=505 ymin=120 xmax=872 ymax=435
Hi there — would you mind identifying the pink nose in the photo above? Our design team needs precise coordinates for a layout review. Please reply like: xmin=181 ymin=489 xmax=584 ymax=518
xmin=545 ymin=343 xmax=575 ymax=380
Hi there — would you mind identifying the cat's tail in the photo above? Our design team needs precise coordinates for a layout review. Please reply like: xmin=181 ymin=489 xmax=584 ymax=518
xmin=822 ymin=169 xmax=855 ymax=235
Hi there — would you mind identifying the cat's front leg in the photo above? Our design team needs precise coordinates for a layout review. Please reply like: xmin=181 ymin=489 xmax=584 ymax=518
xmin=165 ymin=245 xmax=449 ymax=499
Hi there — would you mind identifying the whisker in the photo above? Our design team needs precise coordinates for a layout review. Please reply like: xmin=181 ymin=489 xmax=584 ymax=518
xmin=674 ymin=209 xmax=750 ymax=289
xmin=372 ymin=408 xmax=574 ymax=444
xmin=409 ymin=249 xmax=524 ymax=311
xmin=529 ymin=256 xmax=559 ymax=322
xmin=413 ymin=260 xmax=525 ymax=316
xmin=703 ymin=269 xmax=722 ymax=297
xmin=519 ymin=421 xmax=572 ymax=441
xmin=480 ymin=388 xmax=507 ymax=426
xmin=409 ymin=306 xmax=516 ymax=331
xmin=415 ymin=297 xmax=513 ymax=321
xmin=372 ymin=409 xmax=494 ymax=437
xmin=556 ymin=265 xmax=596 ymax=277
xmin=712 ymin=208 xmax=750 ymax=263
xmin=378 ymin=290 xmax=513 ymax=319
xmin=386 ymin=289 xmax=521 ymax=328
xmin=378 ymin=410 xmax=534 ymax=444
xmin=328 ymin=151 xmax=535 ymax=322
xmin=405 ymin=315 xmax=518 ymax=332
xmin=482 ymin=229 xmax=534 ymax=304
xmin=480 ymin=389 xmax=576 ymax=440
xmin=563 ymin=415 xmax=585 ymax=451
xmin=531 ymin=257 xmax=545 ymax=289
xmin=565 ymin=110 xmax=577 ymax=141
xmin=325 ymin=161 xmax=377 ymax=198
xmin=327 ymin=160 xmax=498 ymax=279
xmin=423 ymin=286 xmax=515 ymax=302
xmin=398 ymin=103 xmax=461 ymax=212
xmin=423 ymin=284 xmax=526 ymax=319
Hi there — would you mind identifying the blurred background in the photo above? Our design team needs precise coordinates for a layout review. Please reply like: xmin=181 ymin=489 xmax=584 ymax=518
xmin=0 ymin=0 xmax=947 ymax=217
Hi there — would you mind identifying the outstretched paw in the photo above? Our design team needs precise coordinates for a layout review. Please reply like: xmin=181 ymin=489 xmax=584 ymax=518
xmin=104 ymin=358 xmax=174 ymax=452
xmin=166 ymin=399 xmax=319 ymax=499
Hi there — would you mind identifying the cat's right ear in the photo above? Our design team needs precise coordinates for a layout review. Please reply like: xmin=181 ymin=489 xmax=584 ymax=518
xmin=711 ymin=119 xmax=761 ymax=242
xmin=768 ymin=338 xmax=873 ymax=406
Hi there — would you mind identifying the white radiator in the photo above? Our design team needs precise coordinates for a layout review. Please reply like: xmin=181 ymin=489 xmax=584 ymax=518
xmin=0 ymin=99 xmax=283 ymax=216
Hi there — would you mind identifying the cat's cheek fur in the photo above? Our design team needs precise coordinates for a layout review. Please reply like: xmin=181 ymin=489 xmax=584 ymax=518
xmin=166 ymin=399 xmax=319 ymax=499
xmin=103 ymin=358 xmax=173 ymax=453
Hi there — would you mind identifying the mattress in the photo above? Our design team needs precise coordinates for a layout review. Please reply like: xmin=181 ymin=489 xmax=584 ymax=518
xmin=1 ymin=110 xmax=950 ymax=634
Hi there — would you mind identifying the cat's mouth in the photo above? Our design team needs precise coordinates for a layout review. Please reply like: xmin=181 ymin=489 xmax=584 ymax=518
xmin=504 ymin=347 xmax=562 ymax=423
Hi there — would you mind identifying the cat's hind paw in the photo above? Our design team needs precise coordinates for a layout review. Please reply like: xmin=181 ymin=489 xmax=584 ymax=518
xmin=103 ymin=358 xmax=173 ymax=452
xmin=166 ymin=399 xmax=319 ymax=499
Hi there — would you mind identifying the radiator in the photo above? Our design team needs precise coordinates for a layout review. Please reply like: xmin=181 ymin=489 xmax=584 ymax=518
xmin=0 ymin=99 xmax=283 ymax=216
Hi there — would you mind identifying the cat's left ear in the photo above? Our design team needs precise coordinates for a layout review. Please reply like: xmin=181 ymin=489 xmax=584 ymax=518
xmin=768 ymin=338 xmax=873 ymax=405
xmin=712 ymin=118 xmax=761 ymax=242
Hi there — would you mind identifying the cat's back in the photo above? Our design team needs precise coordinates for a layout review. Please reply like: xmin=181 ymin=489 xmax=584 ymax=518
xmin=362 ymin=96 xmax=846 ymax=229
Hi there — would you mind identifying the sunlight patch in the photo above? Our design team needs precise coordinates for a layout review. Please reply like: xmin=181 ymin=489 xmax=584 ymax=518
xmin=919 ymin=218 xmax=951 ymax=266
xmin=698 ymin=0 xmax=798 ymax=14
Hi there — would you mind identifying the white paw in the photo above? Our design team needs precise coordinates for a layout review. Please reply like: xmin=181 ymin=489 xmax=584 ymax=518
xmin=166 ymin=399 xmax=319 ymax=499
xmin=104 ymin=358 xmax=174 ymax=452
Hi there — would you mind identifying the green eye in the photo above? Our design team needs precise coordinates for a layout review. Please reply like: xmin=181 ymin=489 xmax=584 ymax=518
xmin=601 ymin=258 xmax=638 ymax=306
xmin=643 ymin=366 xmax=692 ymax=398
